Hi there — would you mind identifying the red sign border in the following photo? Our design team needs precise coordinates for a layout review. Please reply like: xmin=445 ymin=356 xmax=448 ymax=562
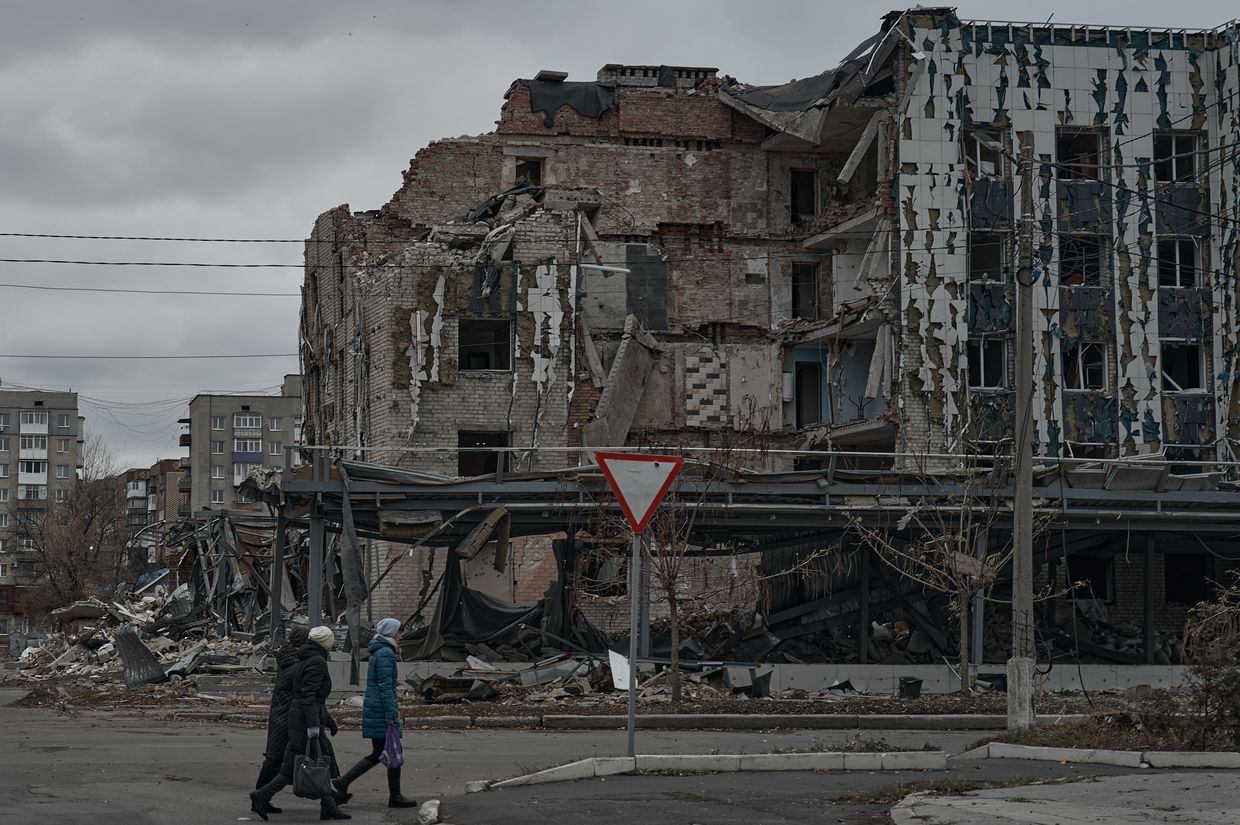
xmin=595 ymin=452 xmax=685 ymax=534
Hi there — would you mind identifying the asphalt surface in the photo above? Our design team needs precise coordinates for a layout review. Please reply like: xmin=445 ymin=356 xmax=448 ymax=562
xmin=0 ymin=686 xmax=1199 ymax=825
xmin=443 ymin=762 xmax=1150 ymax=825
xmin=0 ymin=688 xmax=979 ymax=825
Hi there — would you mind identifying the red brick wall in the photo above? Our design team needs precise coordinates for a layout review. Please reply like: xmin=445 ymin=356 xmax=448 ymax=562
xmin=617 ymin=89 xmax=734 ymax=139
xmin=498 ymin=84 xmax=620 ymax=138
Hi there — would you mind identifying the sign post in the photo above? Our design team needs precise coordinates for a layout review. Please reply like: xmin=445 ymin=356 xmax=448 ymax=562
xmin=595 ymin=451 xmax=684 ymax=758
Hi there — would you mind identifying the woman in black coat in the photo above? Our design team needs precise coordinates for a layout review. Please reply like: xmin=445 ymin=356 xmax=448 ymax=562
xmin=253 ymin=625 xmax=310 ymax=802
xmin=250 ymin=626 xmax=349 ymax=821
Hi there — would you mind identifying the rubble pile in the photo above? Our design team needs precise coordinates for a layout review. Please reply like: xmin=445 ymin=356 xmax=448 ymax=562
xmin=12 ymin=587 xmax=276 ymax=690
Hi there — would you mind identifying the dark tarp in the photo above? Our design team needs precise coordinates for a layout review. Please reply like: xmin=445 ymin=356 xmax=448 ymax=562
xmin=413 ymin=538 xmax=608 ymax=660
xmin=516 ymin=79 xmax=617 ymax=127
xmin=413 ymin=549 xmax=540 ymax=659
xmin=728 ymin=29 xmax=896 ymax=112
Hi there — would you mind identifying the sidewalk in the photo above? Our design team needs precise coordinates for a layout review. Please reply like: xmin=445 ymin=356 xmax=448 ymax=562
xmin=894 ymin=770 xmax=1240 ymax=824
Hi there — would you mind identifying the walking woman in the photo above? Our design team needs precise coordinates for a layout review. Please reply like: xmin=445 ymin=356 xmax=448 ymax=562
xmin=250 ymin=626 xmax=350 ymax=821
xmin=253 ymin=624 xmax=310 ymax=811
xmin=333 ymin=618 xmax=417 ymax=808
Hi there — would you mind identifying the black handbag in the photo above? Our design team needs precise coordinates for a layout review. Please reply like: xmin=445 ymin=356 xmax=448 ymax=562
xmin=292 ymin=737 xmax=334 ymax=799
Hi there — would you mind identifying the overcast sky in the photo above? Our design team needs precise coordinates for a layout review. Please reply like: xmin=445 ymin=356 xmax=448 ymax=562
xmin=0 ymin=1 xmax=1234 ymax=468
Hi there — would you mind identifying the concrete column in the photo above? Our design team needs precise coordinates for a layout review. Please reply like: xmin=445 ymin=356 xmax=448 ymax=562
xmin=1144 ymin=535 xmax=1155 ymax=665
xmin=309 ymin=510 xmax=325 ymax=627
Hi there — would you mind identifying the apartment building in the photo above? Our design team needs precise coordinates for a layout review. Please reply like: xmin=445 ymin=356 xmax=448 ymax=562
xmin=0 ymin=389 xmax=84 ymax=638
xmin=180 ymin=375 xmax=302 ymax=512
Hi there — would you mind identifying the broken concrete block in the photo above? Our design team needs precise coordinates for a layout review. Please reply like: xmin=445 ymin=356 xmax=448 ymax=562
xmin=464 ymin=781 xmax=490 ymax=794
xmin=417 ymin=799 xmax=441 ymax=825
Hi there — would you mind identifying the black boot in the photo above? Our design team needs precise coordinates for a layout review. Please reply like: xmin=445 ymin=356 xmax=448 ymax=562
xmin=387 ymin=767 xmax=418 ymax=808
xmin=320 ymin=794 xmax=352 ymax=821
xmin=333 ymin=755 xmax=378 ymax=804
xmin=250 ymin=775 xmax=286 ymax=823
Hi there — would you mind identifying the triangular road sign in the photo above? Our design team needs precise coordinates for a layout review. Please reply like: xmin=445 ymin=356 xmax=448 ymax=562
xmin=595 ymin=452 xmax=685 ymax=534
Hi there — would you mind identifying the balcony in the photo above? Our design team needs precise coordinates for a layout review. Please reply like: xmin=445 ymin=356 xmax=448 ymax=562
xmin=233 ymin=428 xmax=262 ymax=439
xmin=18 ymin=448 xmax=47 ymax=461
xmin=18 ymin=419 xmax=47 ymax=435
xmin=178 ymin=433 xmax=192 ymax=447
xmin=177 ymin=475 xmax=192 ymax=493
xmin=178 ymin=456 xmax=191 ymax=471
xmin=17 ymin=472 xmax=47 ymax=486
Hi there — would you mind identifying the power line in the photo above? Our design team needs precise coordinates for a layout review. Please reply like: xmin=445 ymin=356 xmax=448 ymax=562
xmin=0 ymin=258 xmax=299 ymax=268
xmin=0 ymin=353 xmax=297 ymax=360
xmin=0 ymin=232 xmax=307 ymax=243
xmin=0 ymin=282 xmax=299 ymax=297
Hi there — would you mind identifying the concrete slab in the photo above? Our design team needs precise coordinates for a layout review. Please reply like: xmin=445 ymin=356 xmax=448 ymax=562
xmin=841 ymin=752 xmax=885 ymax=771
xmin=893 ymin=769 xmax=1239 ymax=825
xmin=949 ymin=744 xmax=992 ymax=760
xmin=739 ymin=752 xmax=845 ymax=771
xmin=491 ymin=758 xmax=595 ymax=788
xmin=881 ymin=751 xmax=947 ymax=770
xmin=1142 ymin=750 xmax=1240 ymax=769
xmin=593 ymin=756 xmax=636 ymax=776
xmin=635 ymin=754 xmax=743 ymax=772
xmin=988 ymin=742 xmax=1145 ymax=767
xmin=408 ymin=715 xmax=470 ymax=728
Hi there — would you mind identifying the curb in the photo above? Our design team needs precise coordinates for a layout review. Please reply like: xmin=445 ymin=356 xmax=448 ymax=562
xmin=407 ymin=713 xmax=1078 ymax=731
xmin=474 ymin=750 xmax=947 ymax=790
xmin=957 ymin=742 xmax=1240 ymax=769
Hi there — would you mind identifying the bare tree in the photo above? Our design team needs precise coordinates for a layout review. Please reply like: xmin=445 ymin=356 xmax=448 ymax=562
xmin=11 ymin=433 xmax=128 ymax=618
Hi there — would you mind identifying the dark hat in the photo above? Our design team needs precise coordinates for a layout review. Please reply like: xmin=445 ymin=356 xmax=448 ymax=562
xmin=288 ymin=625 xmax=310 ymax=646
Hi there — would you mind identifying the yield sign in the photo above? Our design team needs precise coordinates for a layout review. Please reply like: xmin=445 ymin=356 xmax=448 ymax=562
xmin=595 ymin=452 xmax=685 ymax=534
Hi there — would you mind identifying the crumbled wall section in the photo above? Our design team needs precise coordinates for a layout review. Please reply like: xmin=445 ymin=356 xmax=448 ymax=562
xmin=898 ymin=14 xmax=1240 ymax=460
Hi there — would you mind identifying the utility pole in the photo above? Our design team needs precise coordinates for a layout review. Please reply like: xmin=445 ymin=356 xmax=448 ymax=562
xmin=1008 ymin=132 xmax=1036 ymax=731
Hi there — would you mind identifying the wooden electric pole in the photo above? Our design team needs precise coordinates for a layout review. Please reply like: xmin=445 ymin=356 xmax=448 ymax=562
xmin=1008 ymin=132 xmax=1036 ymax=731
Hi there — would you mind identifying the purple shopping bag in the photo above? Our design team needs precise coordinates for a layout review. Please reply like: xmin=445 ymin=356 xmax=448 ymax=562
xmin=381 ymin=724 xmax=404 ymax=768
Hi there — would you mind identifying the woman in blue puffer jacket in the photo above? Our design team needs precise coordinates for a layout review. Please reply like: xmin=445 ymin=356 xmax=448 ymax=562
xmin=332 ymin=618 xmax=417 ymax=808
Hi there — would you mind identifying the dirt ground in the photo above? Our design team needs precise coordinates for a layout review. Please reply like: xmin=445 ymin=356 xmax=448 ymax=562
xmin=4 ymin=670 xmax=1125 ymax=730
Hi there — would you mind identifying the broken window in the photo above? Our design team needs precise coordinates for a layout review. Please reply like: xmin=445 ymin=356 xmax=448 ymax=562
xmin=1062 ymin=342 xmax=1108 ymax=391
xmin=514 ymin=157 xmax=543 ymax=186
xmin=1056 ymin=130 xmax=1105 ymax=180
xmin=1065 ymin=442 xmax=1113 ymax=460
xmin=1154 ymin=132 xmax=1199 ymax=184
xmin=579 ymin=547 xmax=627 ymax=597
xmin=791 ymin=262 xmax=819 ymax=319
xmin=793 ymin=362 xmax=822 ymax=428
xmin=968 ymin=231 xmax=1007 ymax=281
xmin=1067 ymin=555 xmax=1114 ymax=602
xmin=1156 ymin=238 xmax=1198 ymax=288
xmin=963 ymin=128 xmax=1007 ymax=178
xmin=1167 ymin=444 xmax=1212 ymax=475
xmin=1164 ymin=552 xmax=1213 ymax=605
xmin=459 ymin=319 xmax=512 ymax=371
xmin=967 ymin=338 xmax=1008 ymax=389
xmin=1059 ymin=234 xmax=1106 ymax=286
xmin=457 ymin=431 xmax=509 ymax=477
xmin=790 ymin=169 xmax=817 ymax=224
xmin=1161 ymin=342 xmax=1205 ymax=392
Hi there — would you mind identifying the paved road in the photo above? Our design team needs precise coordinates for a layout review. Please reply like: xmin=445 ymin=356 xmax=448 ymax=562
xmin=0 ymin=690 xmax=977 ymax=825
xmin=443 ymin=762 xmax=1151 ymax=825
xmin=7 ymin=689 xmax=1227 ymax=825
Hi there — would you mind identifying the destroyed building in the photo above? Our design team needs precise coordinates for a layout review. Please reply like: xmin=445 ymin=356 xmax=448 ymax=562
xmin=299 ymin=11 xmax=1240 ymax=653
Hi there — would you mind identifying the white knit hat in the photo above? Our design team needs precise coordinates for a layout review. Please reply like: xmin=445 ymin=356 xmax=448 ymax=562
xmin=308 ymin=625 xmax=334 ymax=651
